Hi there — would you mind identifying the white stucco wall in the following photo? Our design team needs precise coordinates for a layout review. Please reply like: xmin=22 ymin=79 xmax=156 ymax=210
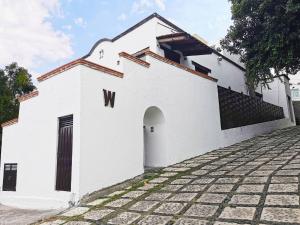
xmin=85 ymin=14 xmax=292 ymax=120
xmin=85 ymin=14 xmax=293 ymax=118
xmin=78 ymin=66 xmax=145 ymax=197
xmin=0 ymin=67 xmax=82 ymax=209
xmin=86 ymin=17 xmax=176 ymax=71
xmin=261 ymin=77 xmax=292 ymax=119
xmin=77 ymin=55 xmax=295 ymax=199
xmin=0 ymin=14 xmax=296 ymax=210
xmin=220 ymin=118 xmax=293 ymax=147
xmin=138 ymin=55 xmax=221 ymax=165
xmin=187 ymin=55 xmax=293 ymax=122
xmin=77 ymin=55 xmax=221 ymax=198
xmin=187 ymin=53 xmax=248 ymax=94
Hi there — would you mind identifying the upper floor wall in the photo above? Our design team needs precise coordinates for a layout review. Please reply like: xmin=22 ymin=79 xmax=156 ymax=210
xmin=187 ymin=53 xmax=248 ymax=94
xmin=83 ymin=14 xmax=257 ymax=99
xmin=85 ymin=15 xmax=178 ymax=71
xmin=67 ymin=13 xmax=293 ymax=114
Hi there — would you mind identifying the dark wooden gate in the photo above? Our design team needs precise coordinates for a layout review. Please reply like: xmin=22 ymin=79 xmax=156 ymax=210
xmin=55 ymin=115 xmax=73 ymax=191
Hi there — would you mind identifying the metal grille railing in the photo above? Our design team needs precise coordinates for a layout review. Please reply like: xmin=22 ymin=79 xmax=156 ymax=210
xmin=218 ymin=86 xmax=284 ymax=130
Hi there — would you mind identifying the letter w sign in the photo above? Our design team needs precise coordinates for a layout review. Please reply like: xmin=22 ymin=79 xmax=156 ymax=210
xmin=103 ymin=89 xmax=115 ymax=108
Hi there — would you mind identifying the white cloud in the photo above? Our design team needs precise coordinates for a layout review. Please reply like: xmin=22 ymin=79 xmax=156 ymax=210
xmin=132 ymin=0 xmax=166 ymax=14
xmin=74 ymin=17 xmax=87 ymax=28
xmin=154 ymin=0 xmax=165 ymax=11
xmin=0 ymin=0 xmax=73 ymax=73
xmin=117 ymin=13 xmax=127 ymax=21
xmin=63 ymin=25 xmax=72 ymax=30
xmin=164 ymin=0 xmax=232 ymax=46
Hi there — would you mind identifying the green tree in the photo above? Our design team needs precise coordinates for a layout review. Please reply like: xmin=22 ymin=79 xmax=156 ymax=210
xmin=0 ymin=63 xmax=35 ymax=154
xmin=221 ymin=0 xmax=300 ymax=91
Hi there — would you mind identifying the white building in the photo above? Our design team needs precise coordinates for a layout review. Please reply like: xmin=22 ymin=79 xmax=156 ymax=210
xmin=290 ymin=72 xmax=300 ymax=100
xmin=289 ymin=72 xmax=300 ymax=124
xmin=0 ymin=13 xmax=295 ymax=209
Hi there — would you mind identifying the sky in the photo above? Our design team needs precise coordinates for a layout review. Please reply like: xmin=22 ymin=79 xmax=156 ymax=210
xmin=0 ymin=0 xmax=232 ymax=81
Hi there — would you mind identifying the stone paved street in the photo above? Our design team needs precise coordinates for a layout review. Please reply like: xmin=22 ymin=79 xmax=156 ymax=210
xmin=0 ymin=205 xmax=59 ymax=225
xmin=37 ymin=126 xmax=300 ymax=225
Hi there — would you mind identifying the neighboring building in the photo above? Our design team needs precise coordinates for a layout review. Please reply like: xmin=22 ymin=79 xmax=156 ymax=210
xmin=290 ymin=72 xmax=300 ymax=124
xmin=0 ymin=13 xmax=295 ymax=209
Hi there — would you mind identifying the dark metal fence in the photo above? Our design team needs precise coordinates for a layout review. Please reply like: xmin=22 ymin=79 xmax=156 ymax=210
xmin=218 ymin=86 xmax=284 ymax=130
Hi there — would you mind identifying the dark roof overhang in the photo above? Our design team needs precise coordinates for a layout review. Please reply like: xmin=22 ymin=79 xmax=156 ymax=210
xmin=157 ymin=32 xmax=212 ymax=56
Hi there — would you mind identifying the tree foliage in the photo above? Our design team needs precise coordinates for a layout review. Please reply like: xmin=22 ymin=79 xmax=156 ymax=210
xmin=0 ymin=63 xmax=35 ymax=153
xmin=221 ymin=0 xmax=300 ymax=90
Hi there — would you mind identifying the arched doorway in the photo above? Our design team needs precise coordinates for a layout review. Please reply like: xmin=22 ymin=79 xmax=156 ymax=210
xmin=143 ymin=106 xmax=166 ymax=169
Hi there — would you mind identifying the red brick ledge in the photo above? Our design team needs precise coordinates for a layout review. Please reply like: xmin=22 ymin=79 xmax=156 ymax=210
xmin=1 ymin=118 xmax=18 ymax=128
xmin=119 ymin=52 xmax=150 ymax=68
xmin=132 ymin=47 xmax=150 ymax=57
xmin=37 ymin=59 xmax=124 ymax=82
xmin=145 ymin=51 xmax=218 ymax=82
xmin=17 ymin=90 xmax=39 ymax=102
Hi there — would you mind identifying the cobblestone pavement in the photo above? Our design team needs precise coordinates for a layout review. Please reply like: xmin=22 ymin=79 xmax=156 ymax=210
xmin=37 ymin=126 xmax=300 ymax=225
xmin=0 ymin=205 xmax=59 ymax=225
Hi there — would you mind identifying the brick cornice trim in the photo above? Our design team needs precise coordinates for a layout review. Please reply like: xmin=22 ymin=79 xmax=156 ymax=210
xmin=81 ymin=59 xmax=124 ymax=78
xmin=1 ymin=118 xmax=18 ymax=128
xmin=145 ymin=51 xmax=218 ymax=82
xmin=132 ymin=47 xmax=150 ymax=57
xmin=119 ymin=52 xmax=150 ymax=68
xmin=37 ymin=59 xmax=124 ymax=82
xmin=17 ymin=90 xmax=39 ymax=102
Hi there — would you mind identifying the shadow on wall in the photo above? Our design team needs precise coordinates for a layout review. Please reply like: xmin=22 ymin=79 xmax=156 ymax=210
xmin=143 ymin=106 xmax=167 ymax=168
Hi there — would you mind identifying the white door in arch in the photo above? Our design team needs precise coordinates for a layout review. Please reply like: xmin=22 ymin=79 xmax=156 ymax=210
xmin=143 ymin=106 xmax=167 ymax=168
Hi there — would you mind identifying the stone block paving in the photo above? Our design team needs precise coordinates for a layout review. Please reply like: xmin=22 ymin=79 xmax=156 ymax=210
xmin=37 ymin=126 xmax=300 ymax=225
xmin=0 ymin=204 xmax=60 ymax=225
